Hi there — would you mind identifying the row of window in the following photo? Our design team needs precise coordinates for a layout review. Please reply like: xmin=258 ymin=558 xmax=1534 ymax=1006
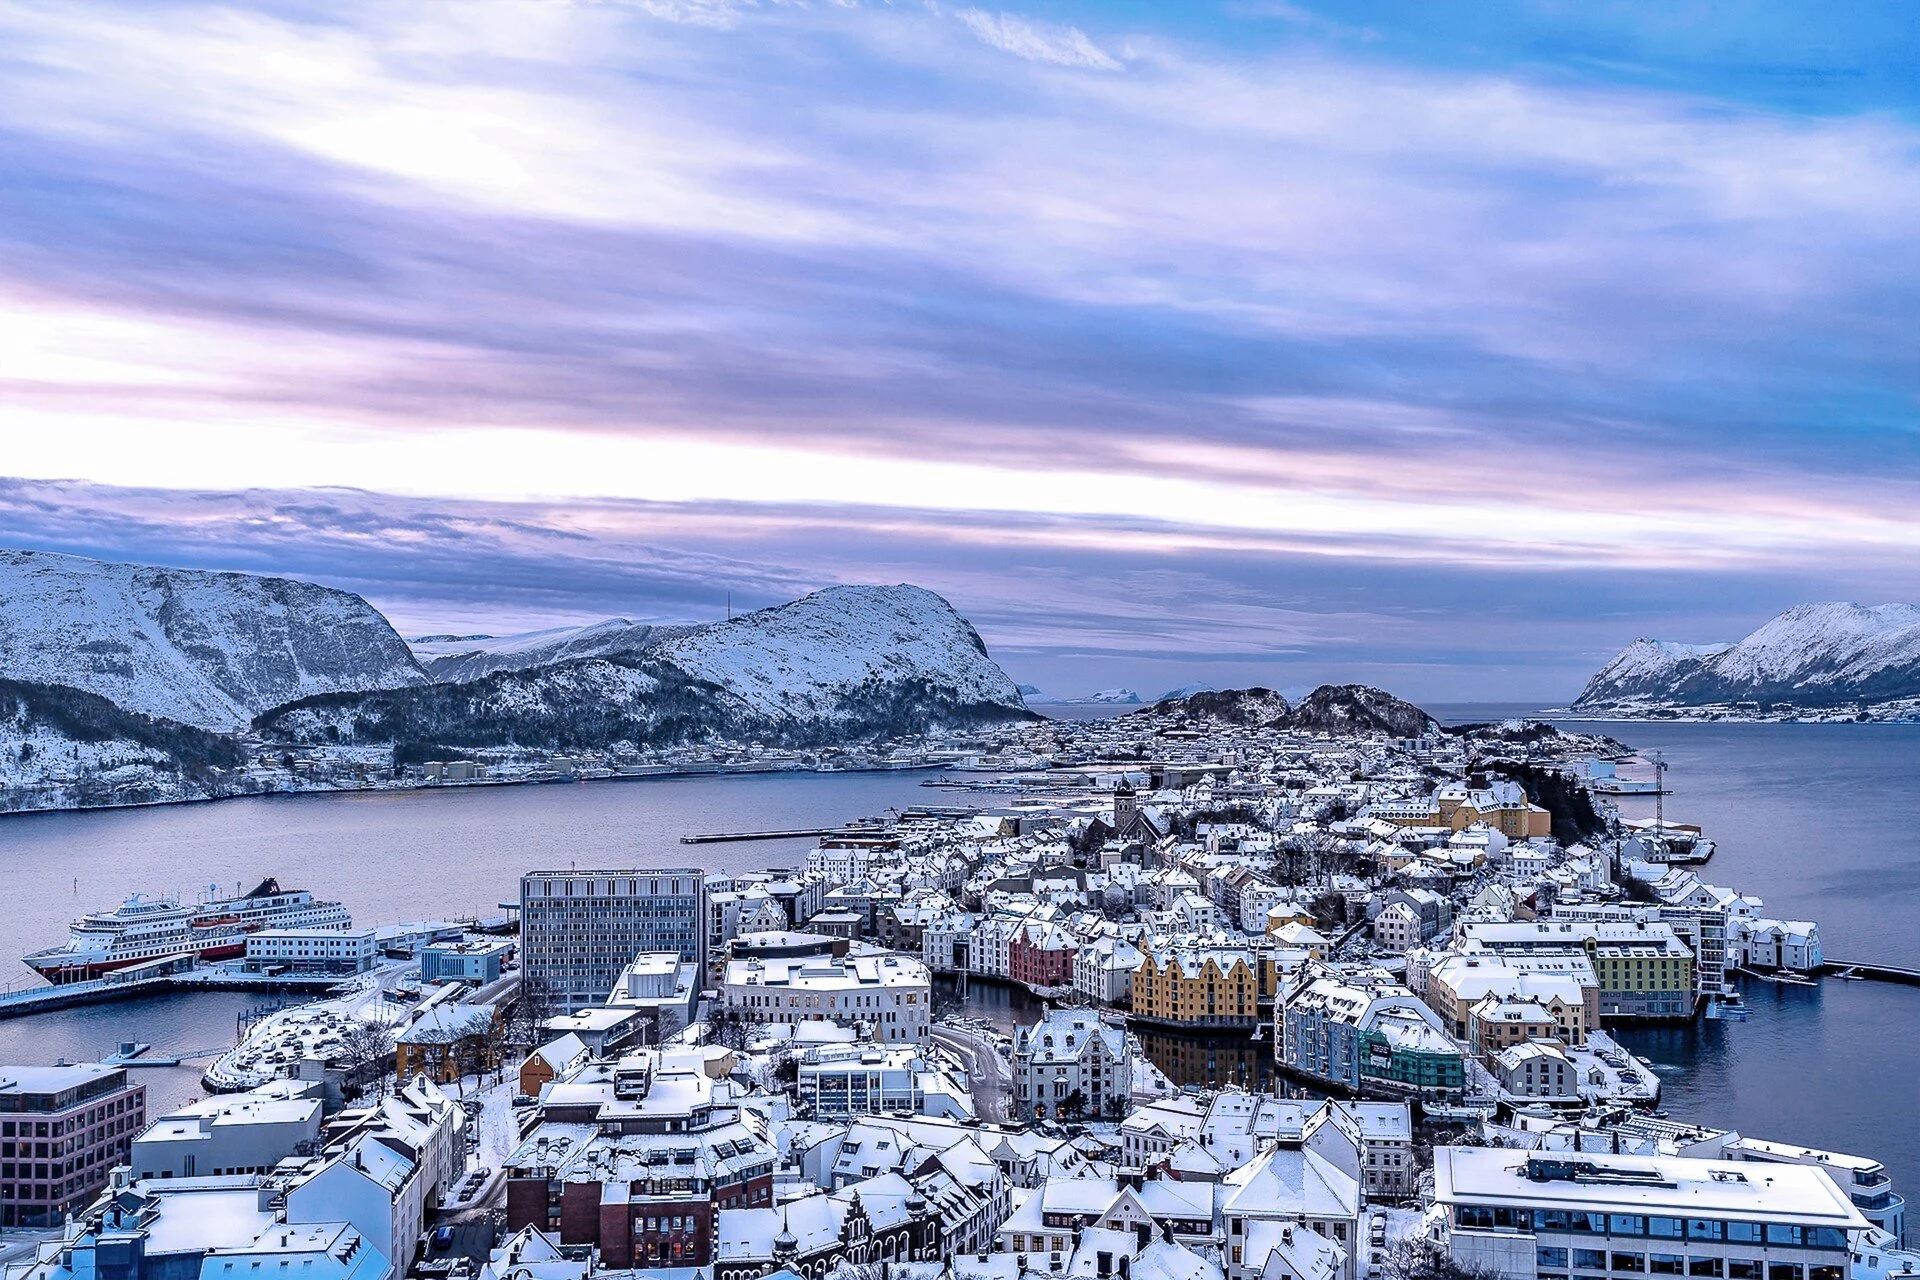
xmin=1537 ymin=1254 xmax=1842 ymax=1280
xmin=1458 ymin=1207 xmax=1847 ymax=1249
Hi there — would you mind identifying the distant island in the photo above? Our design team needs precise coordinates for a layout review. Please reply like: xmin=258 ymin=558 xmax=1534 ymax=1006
xmin=1574 ymin=602 xmax=1920 ymax=721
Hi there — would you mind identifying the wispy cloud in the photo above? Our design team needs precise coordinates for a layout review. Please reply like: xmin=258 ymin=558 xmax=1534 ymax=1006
xmin=954 ymin=9 xmax=1121 ymax=70
xmin=0 ymin=0 xmax=1915 ymax=696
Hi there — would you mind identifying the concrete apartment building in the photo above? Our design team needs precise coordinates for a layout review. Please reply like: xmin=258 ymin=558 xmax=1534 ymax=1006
xmin=1434 ymin=1148 xmax=1868 ymax=1280
xmin=0 ymin=1064 xmax=146 ymax=1227
xmin=520 ymin=869 xmax=707 ymax=1013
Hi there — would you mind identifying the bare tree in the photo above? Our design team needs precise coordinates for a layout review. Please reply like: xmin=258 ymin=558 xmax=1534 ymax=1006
xmin=340 ymin=1019 xmax=398 ymax=1099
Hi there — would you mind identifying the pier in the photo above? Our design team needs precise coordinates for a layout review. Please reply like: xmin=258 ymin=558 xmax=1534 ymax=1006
xmin=1818 ymin=959 xmax=1920 ymax=988
xmin=0 ymin=963 xmax=351 ymax=1020
xmin=681 ymin=826 xmax=846 ymax=843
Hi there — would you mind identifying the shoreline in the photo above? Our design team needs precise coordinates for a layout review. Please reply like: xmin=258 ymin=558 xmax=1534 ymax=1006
xmin=0 ymin=757 xmax=957 ymax=821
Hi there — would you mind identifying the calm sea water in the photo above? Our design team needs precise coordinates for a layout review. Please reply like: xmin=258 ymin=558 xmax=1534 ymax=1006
xmin=0 ymin=726 xmax=1915 ymax=1207
xmin=1437 ymin=706 xmax=1920 ymax=1207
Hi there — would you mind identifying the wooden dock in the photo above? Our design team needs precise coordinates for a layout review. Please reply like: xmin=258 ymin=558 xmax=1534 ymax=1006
xmin=681 ymin=827 xmax=844 ymax=843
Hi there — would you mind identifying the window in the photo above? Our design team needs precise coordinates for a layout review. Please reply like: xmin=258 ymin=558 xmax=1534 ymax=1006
xmin=1765 ymin=1226 xmax=1804 ymax=1248
xmin=1726 ymin=1265 xmax=1761 ymax=1280
xmin=1540 ymin=1248 xmax=1570 ymax=1269
xmin=1688 ymin=1260 xmax=1723 ymax=1277
xmin=1808 ymin=1267 xmax=1843 ymax=1280
xmin=1651 ymin=1256 xmax=1684 ymax=1275
xmin=1650 ymin=1220 xmax=1684 ymax=1240
xmin=1612 ymin=1217 xmax=1648 ymax=1237
xmin=1727 ymin=1225 xmax=1763 ymax=1245
xmin=1806 ymin=1229 xmax=1847 ymax=1251
xmin=1767 ymin=1266 xmax=1802 ymax=1280
xmin=1613 ymin=1255 xmax=1645 ymax=1273
xmin=1576 ymin=1251 xmax=1608 ymax=1270
xmin=1687 ymin=1222 xmax=1725 ymax=1242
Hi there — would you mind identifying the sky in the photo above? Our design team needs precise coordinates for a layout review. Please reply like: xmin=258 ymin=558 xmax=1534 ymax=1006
xmin=1 ymin=0 xmax=1917 ymax=703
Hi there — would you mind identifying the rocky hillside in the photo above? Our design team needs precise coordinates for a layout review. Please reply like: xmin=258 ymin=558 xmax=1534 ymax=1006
xmin=1576 ymin=603 xmax=1920 ymax=712
xmin=1285 ymin=684 xmax=1437 ymax=736
xmin=260 ymin=584 xmax=1034 ymax=750
xmin=0 ymin=549 xmax=426 ymax=729
xmin=1145 ymin=687 xmax=1292 ymax=725
xmin=1146 ymin=683 xmax=1435 ymax=736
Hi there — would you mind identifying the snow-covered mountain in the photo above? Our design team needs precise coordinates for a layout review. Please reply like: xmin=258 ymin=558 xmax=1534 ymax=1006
xmin=260 ymin=584 xmax=1033 ymax=749
xmin=0 ymin=549 xmax=427 ymax=729
xmin=1576 ymin=603 xmax=1920 ymax=713
xmin=409 ymin=619 xmax=678 ymax=683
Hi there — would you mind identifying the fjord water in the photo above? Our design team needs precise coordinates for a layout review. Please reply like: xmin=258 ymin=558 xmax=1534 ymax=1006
xmin=0 ymin=723 xmax=1916 ymax=1200
xmin=1441 ymin=709 xmax=1920 ymax=1205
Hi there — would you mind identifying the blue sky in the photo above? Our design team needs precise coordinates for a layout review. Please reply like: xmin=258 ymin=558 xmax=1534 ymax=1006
xmin=1 ymin=0 xmax=1917 ymax=702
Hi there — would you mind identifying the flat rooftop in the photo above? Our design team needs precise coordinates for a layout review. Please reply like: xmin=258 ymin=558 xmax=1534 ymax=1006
xmin=1433 ymin=1148 xmax=1869 ymax=1226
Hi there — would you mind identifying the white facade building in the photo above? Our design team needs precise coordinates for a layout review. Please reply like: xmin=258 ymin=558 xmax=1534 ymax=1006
xmin=722 ymin=952 xmax=932 ymax=1043
xmin=1010 ymin=1010 xmax=1132 ymax=1120
xmin=243 ymin=929 xmax=377 ymax=974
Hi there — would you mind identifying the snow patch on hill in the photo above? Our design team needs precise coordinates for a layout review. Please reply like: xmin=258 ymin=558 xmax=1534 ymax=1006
xmin=0 ymin=549 xmax=426 ymax=729
xmin=409 ymin=618 xmax=678 ymax=683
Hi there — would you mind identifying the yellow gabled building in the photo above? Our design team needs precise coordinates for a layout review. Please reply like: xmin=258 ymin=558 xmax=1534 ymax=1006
xmin=1131 ymin=947 xmax=1261 ymax=1028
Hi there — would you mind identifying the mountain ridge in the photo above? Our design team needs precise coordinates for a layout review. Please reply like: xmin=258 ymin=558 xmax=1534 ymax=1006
xmin=1576 ymin=602 xmax=1920 ymax=713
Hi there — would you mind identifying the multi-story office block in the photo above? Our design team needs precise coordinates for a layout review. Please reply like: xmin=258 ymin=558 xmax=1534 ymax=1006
xmin=521 ymin=869 xmax=706 ymax=1012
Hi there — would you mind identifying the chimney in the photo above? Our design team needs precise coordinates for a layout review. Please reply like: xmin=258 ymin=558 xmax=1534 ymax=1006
xmin=1162 ymin=1221 xmax=1174 ymax=1245
xmin=1118 ymin=1260 xmax=1130 ymax=1280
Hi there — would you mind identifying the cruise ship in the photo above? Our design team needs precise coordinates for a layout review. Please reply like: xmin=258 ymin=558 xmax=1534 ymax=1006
xmin=23 ymin=878 xmax=352 ymax=984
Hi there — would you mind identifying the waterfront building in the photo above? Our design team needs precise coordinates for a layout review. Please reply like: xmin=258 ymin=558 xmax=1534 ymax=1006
xmin=1074 ymin=936 xmax=1142 ymax=1007
xmin=721 ymin=951 xmax=931 ymax=1044
xmin=1424 ymin=952 xmax=1598 ymax=1045
xmin=243 ymin=928 xmax=377 ymax=975
xmin=1278 ymin=969 xmax=1465 ymax=1102
xmin=520 ymin=869 xmax=706 ymax=1013
xmin=130 ymin=1081 xmax=323 ymax=1180
xmin=0 ymin=1064 xmax=146 ymax=1227
xmin=1459 ymin=922 xmax=1696 ymax=1021
xmin=1131 ymin=947 xmax=1261 ymax=1028
xmin=1010 ymin=1009 xmax=1131 ymax=1120
xmin=1432 ymin=1148 xmax=1869 ymax=1280
xmin=1491 ymin=1041 xmax=1579 ymax=1100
